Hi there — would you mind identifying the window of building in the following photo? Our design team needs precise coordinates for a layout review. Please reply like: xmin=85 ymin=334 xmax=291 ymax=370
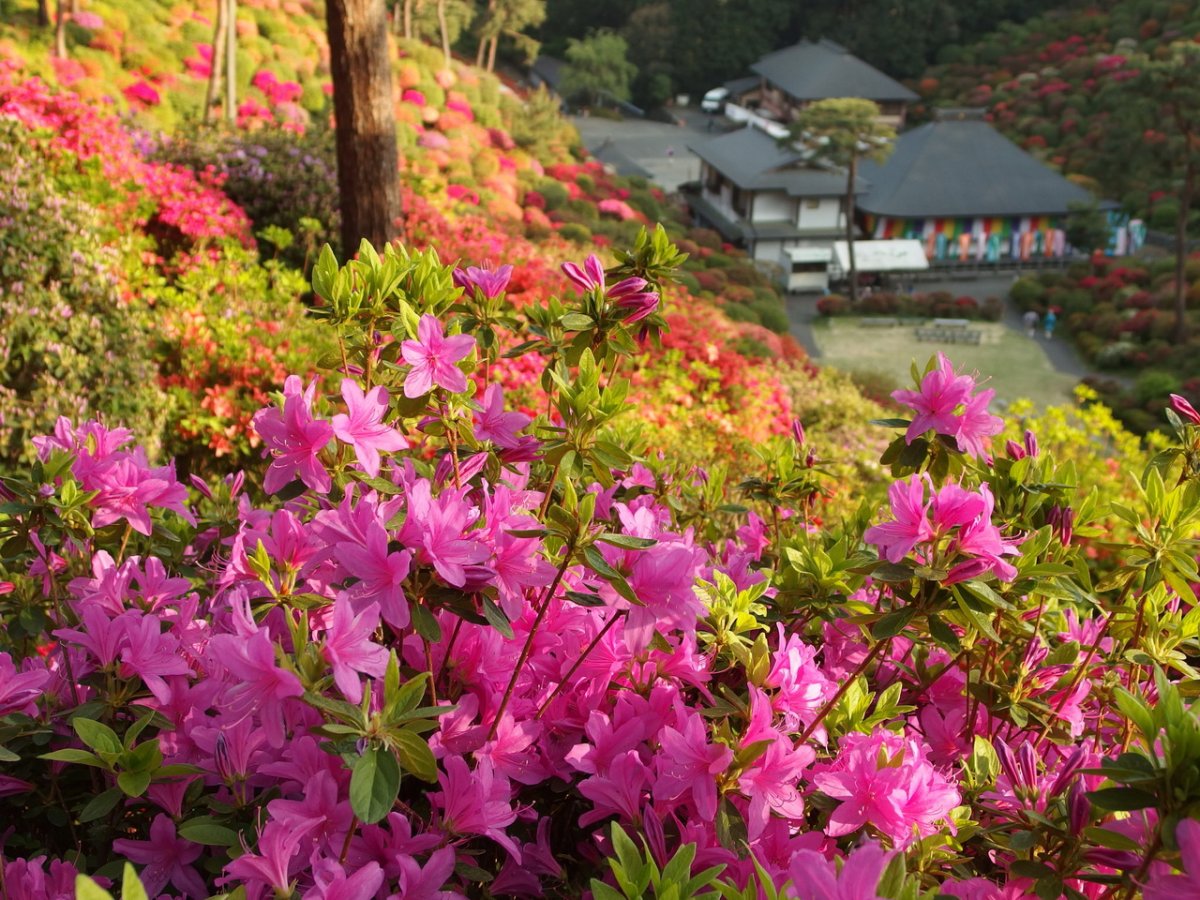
xmin=791 ymin=261 xmax=827 ymax=273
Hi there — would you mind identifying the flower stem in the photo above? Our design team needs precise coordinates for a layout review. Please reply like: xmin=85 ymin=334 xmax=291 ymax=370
xmin=799 ymin=637 xmax=892 ymax=743
xmin=535 ymin=611 xmax=622 ymax=719
xmin=488 ymin=543 xmax=574 ymax=741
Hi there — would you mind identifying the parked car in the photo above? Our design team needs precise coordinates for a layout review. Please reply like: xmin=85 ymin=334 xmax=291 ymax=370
xmin=700 ymin=87 xmax=729 ymax=113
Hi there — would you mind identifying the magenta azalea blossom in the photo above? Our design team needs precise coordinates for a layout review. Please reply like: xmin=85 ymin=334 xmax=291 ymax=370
xmin=1170 ymin=393 xmax=1200 ymax=426
xmin=892 ymin=353 xmax=974 ymax=443
xmin=474 ymin=384 xmax=530 ymax=449
xmin=112 ymin=814 xmax=205 ymax=898
xmin=332 ymin=379 xmax=408 ymax=477
xmin=561 ymin=254 xmax=606 ymax=292
xmin=863 ymin=474 xmax=934 ymax=564
xmin=322 ymin=598 xmax=388 ymax=703
xmin=252 ymin=375 xmax=335 ymax=494
xmin=454 ymin=263 xmax=513 ymax=299
xmin=401 ymin=315 xmax=476 ymax=398
xmin=1145 ymin=818 xmax=1200 ymax=899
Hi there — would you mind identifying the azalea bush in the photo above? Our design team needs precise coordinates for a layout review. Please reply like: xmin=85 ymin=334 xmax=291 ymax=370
xmin=3 ymin=231 xmax=1200 ymax=900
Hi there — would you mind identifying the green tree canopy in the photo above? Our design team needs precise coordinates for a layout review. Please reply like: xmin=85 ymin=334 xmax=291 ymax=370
xmin=1099 ymin=41 xmax=1200 ymax=340
xmin=786 ymin=98 xmax=894 ymax=304
xmin=559 ymin=29 xmax=637 ymax=106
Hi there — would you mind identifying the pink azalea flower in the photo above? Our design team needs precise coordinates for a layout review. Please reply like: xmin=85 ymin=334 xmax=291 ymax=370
xmin=892 ymin=353 xmax=974 ymax=444
xmin=322 ymin=598 xmax=388 ymax=703
xmin=812 ymin=729 xmax=960 ymax=848
xmin=1145 ymin=818 xmax=1200 ymax=899
xmin=207 ymin=629 xmax=304 ymax=748
xmin=401 ymin=315 xmax=476 ymax=398
xmin=954 ymin=389 xmax=1004 ymax=459
xmin=112 ymin=814 xmax=205 ymax=898
xmin=331 ymin=379 xmax=407 ymax=477
xmin=786 ymin=841 xmax=891 ymax=900
xmin=433 ymin=757 xmax=521 ymax=860
xmin=473 ymin=384 xmax=530 ymax=449
xmin=1170 ymin=393 xmax=1200 ymax=426
xmin=561 ymin=254 xmax=659 ymax=322
xmin=653 ymin=707 xmax=732 ymax=820
xmin=252 ymin=375 xmax=335 ymax=494
xmin=453 ymin=264 xmax=513 ymax=299
xmin=0 ymin=652 xmax=51 ymax=717
xmin=221 ymin=822 xmax=306 ymax=894
xmin=335 ymin=523 xmax=414 ymax=630
xmin=863 ymin=474 xmax=934 ymax=564
xmin=307 ymin=858 xmax=384 ymax=900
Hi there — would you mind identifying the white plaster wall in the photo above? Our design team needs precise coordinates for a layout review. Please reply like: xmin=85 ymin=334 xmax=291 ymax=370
xmin=797 ymin=198 xmax=841 ymax=230
xmin=752 ymin=191 xmax=794 ymax=222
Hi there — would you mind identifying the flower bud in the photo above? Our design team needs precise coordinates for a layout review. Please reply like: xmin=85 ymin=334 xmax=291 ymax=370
xmin=791 ymin=419 xmax=806 ymax=447
xmin=1005 ymin=439 xmax=1026 ymax=460
xmin=1170 ymin=393 xmax=1200 ymax=425
xmin=1024 ymin=429 xmax=1039 ymax=458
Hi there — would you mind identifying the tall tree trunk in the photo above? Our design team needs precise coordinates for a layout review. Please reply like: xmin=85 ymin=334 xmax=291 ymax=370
xmin=224 ymin=0 xmax=237 ymax=127
xmin=70 ymin=0 xmax=79 ymax=15
xmin=203 ymin=0 xmax=227 ymax=123
xmin=475 ymin=0 xmax=494 ymax=66
xmin=846 ymin=153 xmax=859 ymax=305
xmin=486 ymin=33 xmax=498 ymax=72
xmin=437 ymin=0 xmax=450 ymax=63
xmin=326 ymin=0 xmax=402 ymax=252
xmin=53 ymin=0 xmax=67 ymax=58
xmin=37 ymin=0 xmax=50 ymax=28
xmin=1175 ymin=165 xmax=1194 ymax=342
xmin=402 ymin=0 xmax=412 ymax=38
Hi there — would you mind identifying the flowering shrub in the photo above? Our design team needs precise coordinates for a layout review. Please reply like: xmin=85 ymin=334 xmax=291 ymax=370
xmin=3 ymin=233 xmax=1200 ymax=900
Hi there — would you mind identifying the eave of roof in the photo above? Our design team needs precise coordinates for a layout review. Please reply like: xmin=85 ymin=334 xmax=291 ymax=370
xmin=750 ymin=40 xmax=918 ymax=103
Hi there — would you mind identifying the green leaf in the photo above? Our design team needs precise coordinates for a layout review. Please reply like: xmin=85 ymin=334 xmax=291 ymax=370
xmin=349 ymin=745 xmax=401 ymax=824
xmin=482 ymin=597 xmax=514 ymax=639
xmin=597 ymin=533 xmax=657 ymax=549
xmin=565 ymin=590 xmax=607 ymax=607
xmin=560 ymin=313 xmax=595 ymax=331
xmin=121 ymin=862 xmax=150 ymax=900
xmin=117 ymin=769 xmax=152 ymax=797
xmin=1084 ymin=826 xmax=1144 ymax=853
xmin=75 ymin=875 xmax=115 ymax=900
xmin=871 ymin=607 xmax=915 ymax=639
xmin=79 ymin=787 xmax=123 ymax=822
xmin=387 ymin=671 xmax=429 ymax=719
xmin=394 ymin=730 xmax=438 ymax=783
xmin=1086 ymin=787 xmax=1158 ymax=811
xmin=411 ymin=604 xmax=443 ymax=643
xmin=178 ymin=816 xmax=240 ymax=847
xmin=73 ymin=718 xmax=122 ymax=755
xmin=1010 ymin=860 xmax=1055 ymax=880
xmin=40 ymin=748 xmax=105 ymax=767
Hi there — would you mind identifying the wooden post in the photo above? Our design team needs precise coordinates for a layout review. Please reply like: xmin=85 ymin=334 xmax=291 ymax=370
xmin=203 ymin=0 xmax=227 ymax=123
xmin=436 ymin=0 xmax=450 ymax=63
xmin=224 ymin=0 xmax=237 ymax=126
xmin=53 ymin=0 xmax=67 ymax=58
xmin=325 ymin=0 xmax=403 ymax=251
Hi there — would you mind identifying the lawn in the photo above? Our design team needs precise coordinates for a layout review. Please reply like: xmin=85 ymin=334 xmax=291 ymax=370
xmin=810 ymin=318 xmax=1081 ymax=411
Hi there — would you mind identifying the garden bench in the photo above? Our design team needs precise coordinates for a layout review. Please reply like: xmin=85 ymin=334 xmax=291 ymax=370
xmin=858 ymin=317 xmax=900 ymax=327
xmin=915 ymin=327 xmax=984 ymax=344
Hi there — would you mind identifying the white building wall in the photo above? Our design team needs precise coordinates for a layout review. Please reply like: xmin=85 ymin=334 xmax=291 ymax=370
xmin=753 ymin=239 xmax=783 ymax=263
xmin=751 ymin=191 xmax=794 ymax=223
xmin=797 ymin=198 xmax=842 ymax=231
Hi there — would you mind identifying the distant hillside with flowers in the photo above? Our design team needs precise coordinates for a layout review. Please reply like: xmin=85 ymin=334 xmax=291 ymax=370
xmin=914 ymin=0 xmax=1200 ymax=228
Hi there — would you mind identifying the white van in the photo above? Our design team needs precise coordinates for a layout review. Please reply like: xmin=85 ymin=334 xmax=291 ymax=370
xmin=700 ymin=87 xmax=729 ymax=113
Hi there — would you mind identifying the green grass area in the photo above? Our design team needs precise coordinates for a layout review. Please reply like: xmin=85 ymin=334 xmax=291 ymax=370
xmin=811 ymin=319 xmax=1080 ymax=411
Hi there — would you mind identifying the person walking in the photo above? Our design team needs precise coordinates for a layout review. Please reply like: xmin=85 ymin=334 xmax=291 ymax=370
xmin=1043 ymin=308 xmax=1057 ymax=340
xmin=1023 ymin=308 xmax=1039 ymax=338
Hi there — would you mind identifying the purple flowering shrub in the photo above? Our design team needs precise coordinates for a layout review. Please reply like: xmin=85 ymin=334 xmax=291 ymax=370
xmin=3 ymin=235 xmax=1200 ymax=900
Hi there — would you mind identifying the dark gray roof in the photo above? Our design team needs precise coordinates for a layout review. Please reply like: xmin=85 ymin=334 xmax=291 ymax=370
xmin=723 ymin=75 xmax=761 ymax=98
xmin=530 ymin=56 xmax=564 ymax=90
xmin=750 ymin=39 xmax=918 ymax=103
xmin=588 ymin=141 xmax=651 ymax=179
xmin=688 ymin=125 xmax=861 ymax=197
xmin=858 ymin=119 xmax=1100 ymax=218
